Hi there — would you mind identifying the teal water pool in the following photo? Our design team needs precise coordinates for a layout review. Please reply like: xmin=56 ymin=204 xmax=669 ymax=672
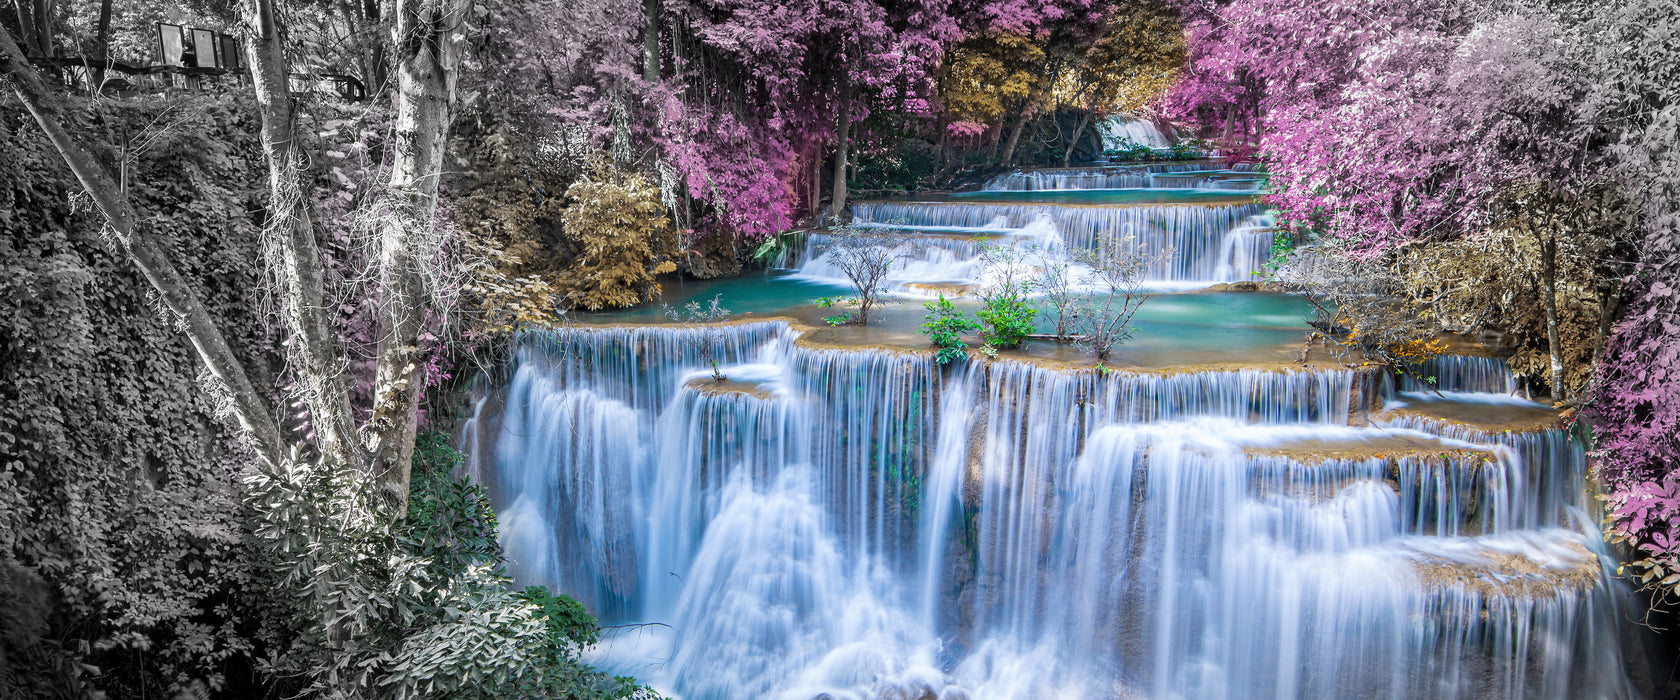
xmin=576 ymin=272 xmax=1316 ymax=368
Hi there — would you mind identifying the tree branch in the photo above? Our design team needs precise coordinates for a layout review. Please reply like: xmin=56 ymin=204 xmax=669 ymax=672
xmin=244 ymin=0 xmax=361 ymax=469
xmin=1 ymin=24 xmax=285 ymax=466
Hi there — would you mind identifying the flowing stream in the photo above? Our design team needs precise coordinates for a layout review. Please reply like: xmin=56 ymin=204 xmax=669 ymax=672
xmin=462 ymin=172 xmax=1642 ymax=699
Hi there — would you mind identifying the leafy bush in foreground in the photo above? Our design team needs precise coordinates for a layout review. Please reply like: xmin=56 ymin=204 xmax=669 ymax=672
xmin=246 ymin=433 xmax=655 ymax=699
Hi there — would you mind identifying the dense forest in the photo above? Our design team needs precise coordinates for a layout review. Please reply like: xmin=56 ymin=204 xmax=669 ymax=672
xmin=2 ymin=0 xmax=1677 ymax=696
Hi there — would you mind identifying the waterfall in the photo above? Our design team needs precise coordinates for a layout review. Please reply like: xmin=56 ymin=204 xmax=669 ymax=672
xmin=982 ymin=163 xmax=1215 ymax=191
xmin=1212 ymin=213 xmax=1277 ymax=283
xmin=466 ymin=328 xmax=1637 ymax=699
xmin=819 ymin=200 xmax=1270 ymax=286
xmin=1401 ymin=355 xmax=1519 ymax=393
xmin=1103 ymin=115 xmax=1173 ymax=149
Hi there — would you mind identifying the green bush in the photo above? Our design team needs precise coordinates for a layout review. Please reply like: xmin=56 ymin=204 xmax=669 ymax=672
xmin=973 ymin=242 xmax=1040 ymax=350
xmin=245 ymin=432 xmax=656 ymax=699
xmin=977 ymin=296 xmax=1038 ymax=350
xmin=920 ymin=295 xmax=981 ymax=364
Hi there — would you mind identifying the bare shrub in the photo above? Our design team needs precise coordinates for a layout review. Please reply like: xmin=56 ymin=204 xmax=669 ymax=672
xmin=665 ymin=294 xmax=732 ymax=381
xmin=815 ymin=224 xmax=911 ymax=324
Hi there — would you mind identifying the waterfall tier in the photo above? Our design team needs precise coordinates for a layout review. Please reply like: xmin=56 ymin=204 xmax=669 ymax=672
xmin=1103 ymin=115 xmax=1173 ymax=149
xmin=807 ymin=201 xmax=1273 ymax=287
xmin=463 ymin=325 xmax=1639 ymax=700
xmin=982 ymin=163 xmax=1233 ymax=191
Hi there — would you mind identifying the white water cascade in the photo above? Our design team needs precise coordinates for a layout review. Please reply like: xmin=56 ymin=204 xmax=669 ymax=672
xmin=464 ymin=323 xmax=1641 ymax=700
xmin=792 ymin=200 xmax=1274 ymax=290
xmin=981 ymin=163 xmax=1215 ymax=191
xmin=1103 ymin=115 xmax=1173 ymax=149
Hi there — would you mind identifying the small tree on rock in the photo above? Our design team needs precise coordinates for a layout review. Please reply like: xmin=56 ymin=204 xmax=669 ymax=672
xmin=1274 ymin=239 xmax=1445 ymax=376
xmin=666 ymin=294 xmax=731 ymax=382
xmin=815 ymin=224 xmax=911 ymax=324
xmin=1075 ymin=239 xmax=1160 ymax=361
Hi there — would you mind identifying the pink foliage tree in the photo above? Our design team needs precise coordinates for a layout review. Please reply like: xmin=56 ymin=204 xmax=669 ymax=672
xmin=1167 ymin=0 xmax=1597 ymax=253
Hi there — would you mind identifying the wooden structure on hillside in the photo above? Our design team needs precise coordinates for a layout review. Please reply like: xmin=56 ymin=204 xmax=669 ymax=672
xmin=21 ymin=22 xmax=365 ymax=100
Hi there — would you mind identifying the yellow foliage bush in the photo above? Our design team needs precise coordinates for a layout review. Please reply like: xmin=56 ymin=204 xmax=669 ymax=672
xmin=454 ymin=118 xmax=680 ymax=328
xmin=454 ymin=121 xmax=579 ymax=333
xmin=559 ymin=158 xmax=679 ymax=311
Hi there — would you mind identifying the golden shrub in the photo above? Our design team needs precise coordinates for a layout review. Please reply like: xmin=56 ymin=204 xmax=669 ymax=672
xmin=558 ymin=158 xmax=679 ymax=311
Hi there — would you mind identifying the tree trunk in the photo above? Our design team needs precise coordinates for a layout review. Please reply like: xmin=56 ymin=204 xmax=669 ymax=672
xmin=29 ymin=0 xmax=48 ymax=56
xmin=92 ymin=0 xmax=111 ymax=83
xmin=362 ymin=0 xmax=389 ymax=96
xmin=1063 ymin=112 xmax=1092 ymax=168
xmin=809 ymin=145 xmax=821 ymax=219
xmin=366 ymin=0 xmax=465 ymax=506
xmin=641 ymin=0 xmax=659 ymax=83
xmin=985 ymin=120 xmax=1003 ymax=165
xmin=11 ymin=0 xmax=39 ymax=55
xmin=1 ymin=25 xmax=284 ymax=466
xmin=829 ymin=78 xmax=852 ymax=218
xmin=1590 ymin=277 xmax=1624 ymax=384
xmin=1001 ymin=110 xmax=1028 ymax=168
xmin=1539 ymin=227 xmax=1566 ymax=402
xmin=244 ymin=0 xmax=360 ymax=469
xmin=935 ymin=109 xmax=950 ymax=177
xmin=1220 ymin=108 xmax=1234 ymax=150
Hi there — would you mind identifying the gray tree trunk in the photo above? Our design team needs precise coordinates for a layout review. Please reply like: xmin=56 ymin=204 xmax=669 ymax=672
xmin=642 ymin=0 xmax=659 ymax=83
xmin=1537 ymin=202 xmax=1566 ymax=402
xmin=363 ymin=0 xmax=388 ymax=96
xmin=93 ymin=0 xmax=111 ymax=82
xmin=366 ymin=0 xmax=466 ymax=506
xmin=11 ymin=0 xmax=39 ymax=55
xmin=985 ymin=121 xmax=1003 ymax=165
xmin=1001 ymin=111 xmax=1028 ymax=167
xmin=1063 ymin=112 xmax=1092 ymax=167
xmin=830 ymin=79 xmax=852 ymax=218
xmin=1 ymin=25 xmax=285 ymax=466
xmin=243 ymin=0 xmax=360 ymax=469
xmin=810 ymin=146 xmax=821 ymax=219
xmin=29 ymin=0 xmax=48 ymax=56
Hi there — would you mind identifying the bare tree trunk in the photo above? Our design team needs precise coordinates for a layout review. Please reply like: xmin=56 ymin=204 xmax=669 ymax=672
xmin=243 ymin=0 xmax=360 ymax=468
xmin=641 ymin=0 xmax=659 ymax=83
xmin=985 ymin=120 xmax=1003 ymax=165
xmin=92 ymin=0 xmax=111 ymax=83
xmin=365 ymin=0 xmax=465 ymax=506
xmin=1539 ymin=223 xmax=1566 ymax=402
xmin=809 ymin=145 xmax=821 ymax=219
xmin=1 ymin=25 xmax=284 ymax=466
xmin=363 ymin=0 xmax=388 ymax=97
xmin=1063 ymin=112 xmax=1092 ymax=168
xmin=11 ymin=0 xmax=39 ymax=55
xmin=1590 ymin=277 xmax=1624 ymax=385
xmin=29 ymin=0 xmax=48 ymax=56
xmin=935 ymin=109 xmax=950 ymax=176
xmin=1001 ymin=110 xmax=1028 ymax=168
xmin=829 ymin=77 xmax=852 ymax=218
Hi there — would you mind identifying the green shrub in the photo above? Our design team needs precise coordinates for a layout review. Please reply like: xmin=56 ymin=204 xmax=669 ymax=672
xmin=977 ymin=296 xmax=1039 ymax=349
xmin=973 ymin=242 xmax=1040 ymax=349
xmin=245 ymin=432 xmax=656 ymax=699
xmin=920 ymin=295 xmax=981 ymax=364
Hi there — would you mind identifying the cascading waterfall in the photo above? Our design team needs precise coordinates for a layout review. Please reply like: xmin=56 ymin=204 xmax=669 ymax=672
xmin=1402 ymin=355 xmax=1519 ymax=393
xmin=1103 ymin=115 xmax=1173 ymax=149
xmin=982 ymin=163 xmax=1215 ymax=191
xmin=465 ymin=323 xmax=1639 ymax=699
xmin=808 ymin=200 xmax=1270 ymax=286
xmin=1212 ymin=213 xmax=1276 ymax=283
